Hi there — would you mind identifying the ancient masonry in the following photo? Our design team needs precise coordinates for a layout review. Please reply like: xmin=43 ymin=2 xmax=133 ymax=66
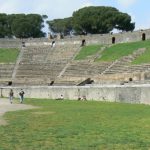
xmin=0 ymin=29 xmax=150 ymax=104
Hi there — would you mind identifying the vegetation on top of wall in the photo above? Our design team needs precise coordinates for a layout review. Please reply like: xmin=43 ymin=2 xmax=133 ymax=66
xmin=75 ymin=45 xmax=102 ymax=60
xmin=98 ymin=40 xmax=150 ymax=62
xmin=0 ymin=48 xmax=19 ymax=63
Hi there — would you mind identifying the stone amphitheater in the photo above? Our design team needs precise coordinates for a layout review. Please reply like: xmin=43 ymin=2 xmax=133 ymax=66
xmin=1 ymin=29 xmax=150 ymax=104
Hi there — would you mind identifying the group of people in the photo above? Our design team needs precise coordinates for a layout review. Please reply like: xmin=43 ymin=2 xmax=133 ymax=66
xmin=9 ymin=90 xmax=87 ymax=103
xmin=9 ymin=89 xmax=25 ymax=104
xmin=56 ymin=94 xmax=64 ymax=100
xmin=78 ymin=95 xmax=87 ymax=101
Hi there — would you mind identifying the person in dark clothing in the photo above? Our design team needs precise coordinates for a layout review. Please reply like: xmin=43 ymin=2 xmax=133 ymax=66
xmin=81 ymin=39 xmax=86 ymax=46
xmin=9 ymin=89 xmax=14 ymax=104
xmin=19 ymin=89 xmax=25 ymax=103
xmin=51 ymin=41 xmax=55 ymax=48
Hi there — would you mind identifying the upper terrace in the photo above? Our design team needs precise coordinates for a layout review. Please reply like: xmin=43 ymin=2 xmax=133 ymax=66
xmin=0 ymin=29 xmax=150 ymax=86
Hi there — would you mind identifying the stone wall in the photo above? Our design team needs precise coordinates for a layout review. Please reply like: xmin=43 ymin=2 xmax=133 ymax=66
xmin=50 ymin=28 xmax=150 ymax=45
xmin=0 ymin=39 xmax=22 ymax=48
xmin=1 ymin=28 xmax=150 ymax=47
xmin=27 ymin=29 xmax=150 ymax=46
xmin=1 ymin=85 xmax=150 ymax=104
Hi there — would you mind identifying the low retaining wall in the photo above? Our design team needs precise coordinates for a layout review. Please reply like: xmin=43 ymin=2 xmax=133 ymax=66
xmin=1 ymin=85 xmax=150 ymax=104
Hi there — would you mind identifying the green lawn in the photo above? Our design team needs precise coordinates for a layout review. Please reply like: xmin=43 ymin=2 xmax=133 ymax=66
xmin=75 ymin=45 xmax=102 ymax=60
xmin=0 ymin=99 xmax=150 ymax=150
xmin=132 ymin=47 xmax=150 ymax=64
xmin=98 ymin=40 xmax=150 ymax=62
xmin=0 ymin=48 xmax=19 ymax=63
xmin=75 ymin=40 xmax=150 ymax=64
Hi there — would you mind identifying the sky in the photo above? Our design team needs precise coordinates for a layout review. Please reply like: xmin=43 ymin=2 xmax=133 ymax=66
xmin=0 ymin=0 xmax=150 ymax=33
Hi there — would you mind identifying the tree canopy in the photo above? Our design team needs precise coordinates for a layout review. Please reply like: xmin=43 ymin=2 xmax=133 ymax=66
xmin=0 ymin=7 xmax=135 ymax=37
xmin=47 ymin=6 xmax=135 ymax=35
xmin=0 ymin=13 xmax=47 ymax=38
xmin=47 ymin=17 xmax=73 ymax=35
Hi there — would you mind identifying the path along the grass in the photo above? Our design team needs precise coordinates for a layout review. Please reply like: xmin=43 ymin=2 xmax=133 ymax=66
xmin=0 ymin=98 xmax=36 ymax=125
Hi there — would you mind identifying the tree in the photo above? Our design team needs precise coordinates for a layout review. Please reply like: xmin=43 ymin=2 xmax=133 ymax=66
xmin=0 ymin=13 xmax=9 ymax=37
xmin=47 ymin=17 xmax=73 ymax=35
xmin=26 ymin=14 xmax=45 ymax=37
xmin=0 ymin=13 xmax=46 ymax=38
xmin=72 ymin=6 xmax=135 ymax=34
xmin=11 ymin=14 xmax=46 ymax=38
xmin=115 ymin=13 xmax=135 ymax=31
xmin=47 ymin=6 xmax=135 ymax=35
xmin=12 ymin=16 xmax=32 ymax=38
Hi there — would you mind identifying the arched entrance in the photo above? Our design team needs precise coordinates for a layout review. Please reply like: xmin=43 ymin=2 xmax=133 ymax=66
xmin=142 ymin=33 xmax=146 ymax=41
xmin=81 ymin=39 xmax=86 ymax=46
xmin=112 ymin=37 xmax=116 ymax=44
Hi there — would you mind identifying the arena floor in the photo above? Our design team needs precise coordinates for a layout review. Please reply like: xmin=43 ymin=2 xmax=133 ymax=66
xmin=0 ymin=98 xmax=36 ymax=126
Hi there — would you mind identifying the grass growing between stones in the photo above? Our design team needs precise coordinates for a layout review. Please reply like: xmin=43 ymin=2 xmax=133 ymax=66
xmin=132 ymin=47 xmax=150 ymax=64
xmin=75 ymin=45 xmax=102 ymax=60
xmin=0 ymin=48 xmax=19 ymax=63
xmin=0 ymin=99 xmax=150 ymax=150
xmin=98 ymin=40 xmax=150 ymax=62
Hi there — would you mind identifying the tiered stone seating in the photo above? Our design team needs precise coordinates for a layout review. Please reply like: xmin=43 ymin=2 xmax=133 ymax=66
xmin=1 ymin=38 xmax=150 ymax=86
xmin=0 ymin=63 xmax=15 ymax=85
xmin=103 ymin=48 xmax=147 ymax=74
xmin=16 ymin=63 xmax=66 ymax=78
xmin=54 ymin=60 xmax=113 ymax=85
xmin=0 ymin=64 xmax=15 ymax=78
xmin=46 ymin=45 xmax=79 ymax=63
xmin=0 ymin=39 xmax=22 ymax=48
xmin=55 ymin=48 xmax=150 ymax=85
xmin=127 ymin=64 xmax=150 ymax=73
xmin=61 ymin=60 xmax=112 ymax=78
xmin=54 ymin=78 xmax=81 ymax=86
xmin=14 ymin=43 xmax=80 ymax=85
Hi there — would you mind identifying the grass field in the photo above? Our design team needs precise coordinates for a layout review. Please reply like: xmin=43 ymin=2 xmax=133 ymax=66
xmin=75 ymin=45 xmax=102 ymax=60
xmin=0 ymin=99 xmax=150 ymax=150
xmin=90 ymin=40 xmax=150 ymax=64
xmin=74 ymin=40 xmax=150 ymax=64
xmin=0 ymin=48 xmax=19 ymax=63
xmin=132 ymin=47 xmax=150 ymax=64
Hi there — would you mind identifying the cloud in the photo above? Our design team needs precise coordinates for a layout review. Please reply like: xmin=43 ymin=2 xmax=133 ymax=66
xmin=0 ymin=0 xmax=93 ymax=19
xmin=117 ymin=0 xmax=137 ymax=8
xmin=0 ymin=0 xmax=22 ymax=14
xmin=0 ymin=0 xmax=93 ymax=33
xmin=81 ymin=2 xmax=93 ymax=8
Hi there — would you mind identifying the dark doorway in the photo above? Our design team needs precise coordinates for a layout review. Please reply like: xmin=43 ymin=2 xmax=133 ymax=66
xmin=112 ymin=37 xmax=115 ymax=44
xmin=142 ymin=33 xmax=146 ymax=41
xmin=22 ymin=42 xmax=25 ymax=47
xmin=48 ymin=81 xmax=54 ymax=86
xmin=81 ymin=39 xmax=86 ymax=46
xmin=8 ymin=81 xmax=12 ymax=86
xmin=77 ymin=78 xmax=94 ymax=86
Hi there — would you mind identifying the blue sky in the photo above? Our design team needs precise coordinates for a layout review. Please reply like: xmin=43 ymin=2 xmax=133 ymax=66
xmin=0 ymin=0 xmax=150 ymax=32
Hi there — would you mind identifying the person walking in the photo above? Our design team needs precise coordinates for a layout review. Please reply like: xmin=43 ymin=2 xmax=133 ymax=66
xmin=19 ymin=89 xmax=25 ymax=103
xmin=9 ymin=89 xmax=14 ymax=104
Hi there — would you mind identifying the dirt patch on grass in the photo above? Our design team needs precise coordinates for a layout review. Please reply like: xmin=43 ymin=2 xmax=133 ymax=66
xmin=0 ymin=98 xmax=37 ymax=126
xmin=33 ymin=111 xmax=55 ymax=115
xmin=0 ymin=116 xmax=7 ymax=126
